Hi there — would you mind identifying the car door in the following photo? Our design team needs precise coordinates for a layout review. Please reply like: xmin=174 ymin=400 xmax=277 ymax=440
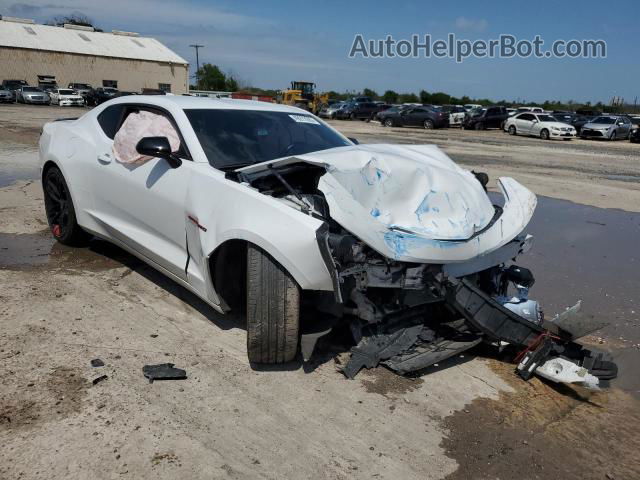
xmin=618 ymin=117 xmax=631 ymax=138
xmin=405 ymin=108 xmax=425 ymax=126
xmin=516 ymin=113 xmax=535 ymax=134
xmin=89 ymin=103 xmax=194 ymax=280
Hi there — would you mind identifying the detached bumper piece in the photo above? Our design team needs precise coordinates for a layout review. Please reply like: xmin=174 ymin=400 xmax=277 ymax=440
xmin=342 ymin=309 xmax=483 ymax=379
xmin=447 ymin=278 xmax=617 ymax=389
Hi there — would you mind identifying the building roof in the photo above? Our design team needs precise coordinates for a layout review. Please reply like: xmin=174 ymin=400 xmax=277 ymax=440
xmin=0 ymin=18 xmax=188 ymax=65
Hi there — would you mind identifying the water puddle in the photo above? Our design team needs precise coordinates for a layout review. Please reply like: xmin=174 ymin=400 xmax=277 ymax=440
xmin=0 ymin=143 xmax=40 ymax=187
xmin=0 ymin=230 xmax=139 ymax=272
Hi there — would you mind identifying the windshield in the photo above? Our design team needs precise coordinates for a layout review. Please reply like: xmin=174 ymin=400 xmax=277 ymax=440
xmin=591 ymin=117 xmax=616 ymax=124
xmin=185 ymin=109 xmax=351 ymax=170
xmin=537 ymin=114 xmax=556 ymax=122
xmin=58 ymin=89 xmax=75 ymax=95
xmin=23 ymin=87 xmax=41 ymax=92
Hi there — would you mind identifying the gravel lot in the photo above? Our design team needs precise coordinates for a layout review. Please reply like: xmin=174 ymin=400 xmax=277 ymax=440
xmin=1 ymin=104 xmax=639 ymax=480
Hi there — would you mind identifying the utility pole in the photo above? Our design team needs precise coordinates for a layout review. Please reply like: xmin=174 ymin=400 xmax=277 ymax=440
xmin=189 ymin=44 xmax=204 ymax=90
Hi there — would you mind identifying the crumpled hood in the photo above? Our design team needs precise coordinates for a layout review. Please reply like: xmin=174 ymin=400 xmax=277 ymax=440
xmin=308 ymin=144 xmax=494 ymax=241
xmin=237 ymin=144 xmax=536 ymax=263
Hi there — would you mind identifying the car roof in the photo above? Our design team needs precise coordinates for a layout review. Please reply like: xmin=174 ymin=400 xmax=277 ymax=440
xmin=106 ymin=94 xmax=310 ymax=113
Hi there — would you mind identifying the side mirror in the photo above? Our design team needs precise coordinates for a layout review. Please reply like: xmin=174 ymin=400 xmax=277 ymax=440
xmin=136 ymin=136 xmax=182 ymax=168
xmin=348 ymin=137 xmax=359 ymax=145
xmin=532 ymin=119 xmax=538 ymax=123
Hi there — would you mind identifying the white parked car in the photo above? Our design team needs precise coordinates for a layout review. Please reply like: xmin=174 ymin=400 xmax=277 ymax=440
xmin=504 ymin=112 xmax=576 ymax=140
xmin=38 ymin=95 xmax=614 ymax=384
xmin=463 ymin=104 xmax=482 ymax=111
xmin=49 ymin=88 xmax=85 ymax=107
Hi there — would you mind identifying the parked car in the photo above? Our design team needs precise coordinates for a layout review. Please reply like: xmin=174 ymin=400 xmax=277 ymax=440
xmin=441 ymin=105 xmax=466 ymax=127
xmin=0 ymin=87 xmax=14 ymax=103
xmin=463 ymin=106 xmax=509 ymax=130
xmin=37 ymin=95 xmax=615 ymax=385
xmin=68 ymin=83 xmax=93 ymax=99
xmin=506 ymin=108 xmax=517 ymax=117
xmin=630 ymin=126 xmax=640 ymax=143
xmin=2 ymin=79 xmax=28 ymax=101
xmin=16 ymin=86 xmax=51 ymax=105
xmin=86 ymin=87 xmax=119 ymax=106
xmin=580 ymin=115 xmax=632 ymax=140
xmin=504 ymin=113 xmax=576 ymax=140
xmin=318 ymin=102 xmax=346 ymax=119
xmin=516 ymin=107 xmax=544 ymax=114
xmin=551 ymin=113 xmax=591 ymax=134
xmin=49 ymin=88 xmax=85 ymax=107
xmin=463 ymin=104 xmax=482 ymax=111
xmin=628 ymin=115 xmax=640 ymax=128
xmin=336 ymin=101 xmax=381 ymax=120
xmin=374 ymin=104 xmax=409 ymax=122
xmin=378 ymin=105 xmax=449 ymax=129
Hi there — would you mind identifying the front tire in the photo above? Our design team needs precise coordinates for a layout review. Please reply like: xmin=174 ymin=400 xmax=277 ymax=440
xmin=609 ymin=131 xmax=617 ymax=141
xmin=423 ymin=119 xmax=434 ymax=129
xmin=43 ymin=166 xmax=90 ymax=246
xmin=384 ymin=118 xmax=394 ymax=127
xmin=508 ymin=125 xmax=516 ymax=135
xmin=540 ymin=129 xmax=550 ymax=140
xmin=246 ymin=245 xmax=300 ymax=364
xmin=474 ymin=122 xmax=484 ymax=130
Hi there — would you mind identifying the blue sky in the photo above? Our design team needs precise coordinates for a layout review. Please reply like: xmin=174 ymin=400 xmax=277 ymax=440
xmin=2 ymin=0 xmax=638 ymax=103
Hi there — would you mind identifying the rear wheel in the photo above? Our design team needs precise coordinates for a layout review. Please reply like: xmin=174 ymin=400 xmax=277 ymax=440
xmin=43 ymin=166 xmax=90 ymax=246
xmin=350 ymin=112 xmax=357 ymax=120
xmin=423 ymin=119 xmax=434 ymax=129
xmin=384 ymin=118 xmax=394 ymax=127
xmin=540 ymin=129 xmax=550 ymax=140
xmin=508 ymin=125 xmax=517 ymax=135
xmin=246 ymin=245 xmax=300 ymax=364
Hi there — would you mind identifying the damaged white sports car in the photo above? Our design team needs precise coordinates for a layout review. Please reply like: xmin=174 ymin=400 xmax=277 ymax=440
xmin=39 ymin=96 xmax=616 ymax=387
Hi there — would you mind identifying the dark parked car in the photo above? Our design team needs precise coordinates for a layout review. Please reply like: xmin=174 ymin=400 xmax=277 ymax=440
xmin=2 ymin=79 xmax=28 ymax=101
xmin=552 ymin=113 xmax=592 ymax=134
xmin=463 ymin=106 xmax=509 ymax=130
xmin=630 ymin=126 xmax=640 ymax=143
xmin=85 ymin=87 xmax=119 ymax=106
xmin=68 ymin=83 xmax=93 ymax=99
xmin=374 ymin=105 xmax=410 ymax=122
xmin=337 ymin=102 xmax=383 ymax=120
xmin=378 ymin=105 xmax=449 ymax=129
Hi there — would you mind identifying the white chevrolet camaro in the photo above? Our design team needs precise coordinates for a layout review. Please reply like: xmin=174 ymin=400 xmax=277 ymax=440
xmin=39 ymin=95 xmax=615 ymax=385
xmin=504 ymin=112 xmax=576 ymax=140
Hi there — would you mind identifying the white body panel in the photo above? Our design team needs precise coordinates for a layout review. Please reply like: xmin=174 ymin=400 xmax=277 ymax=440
xmin=505 ymin=114 xmax=576 ymax=139
xmin=40 ymin=95 xmax=536 ymax=313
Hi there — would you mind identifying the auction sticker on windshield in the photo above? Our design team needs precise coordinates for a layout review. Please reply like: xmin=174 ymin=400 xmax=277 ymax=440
xmin=289 ymin=114 xmax=320 ymax=125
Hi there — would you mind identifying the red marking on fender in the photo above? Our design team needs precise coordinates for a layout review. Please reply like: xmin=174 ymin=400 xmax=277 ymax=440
xmin=52 ymin=224 xmax=61 ymax=237
xmin=187 ymin=215 xmax=207 ymax=232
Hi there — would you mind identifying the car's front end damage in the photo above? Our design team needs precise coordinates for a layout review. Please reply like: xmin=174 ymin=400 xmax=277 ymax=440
xmin=233 ymin=143 xmax=617 ymax=389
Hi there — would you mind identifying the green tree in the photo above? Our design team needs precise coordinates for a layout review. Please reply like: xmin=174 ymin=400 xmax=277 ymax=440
xmin=382 ymin=90 xmax=399 ymax=103
xmin=362 ymin=88 xmax=378 ymax=100
xmin=419 ymin=90 xmax=432 ymax=104
xmin=225 ymin=76 xmax=239 ymax=92
xmin=196 ymin=64 xmax=228 ymax=91
xmin=430 ymin=92 xmax=451 ymax=105
xmin=398 ymin=92 xmax=419 ymax=103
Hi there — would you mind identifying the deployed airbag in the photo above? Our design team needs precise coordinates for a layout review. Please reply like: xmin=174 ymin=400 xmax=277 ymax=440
xmin=113 ymin=110 xmax=180 ymax=164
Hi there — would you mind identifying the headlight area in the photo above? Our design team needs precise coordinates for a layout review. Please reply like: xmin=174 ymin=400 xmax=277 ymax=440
xmin=315 ymin=222 xmax=617 ymax=389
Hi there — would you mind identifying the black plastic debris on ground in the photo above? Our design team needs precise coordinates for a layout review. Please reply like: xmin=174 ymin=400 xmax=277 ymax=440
xmin=92 ymin=374 xmax=108 ymax=385
xmin=90 ymin=358 xmax=105 ymax=367
xmin=142 ymin=363 xmax=187 ymax=384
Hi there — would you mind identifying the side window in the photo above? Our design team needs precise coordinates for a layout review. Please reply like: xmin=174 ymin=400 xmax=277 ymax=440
xmin=486 ymin=108 xmax=498 ymax=116
xmin=97 ymin=105 xmax=125 ymax=139
xmin=520 ymin=114 xmax=534 ymax=121
xmin=103 ymin=80 xmax=118 ymax=88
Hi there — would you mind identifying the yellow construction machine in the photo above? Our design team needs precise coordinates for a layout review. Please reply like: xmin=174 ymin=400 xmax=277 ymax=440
xmin=277 ymin=81 xmax=328 ymax=114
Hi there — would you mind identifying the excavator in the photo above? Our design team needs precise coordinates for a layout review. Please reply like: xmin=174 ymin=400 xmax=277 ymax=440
xmin=277 ymin=81 xmax=328 ymax=114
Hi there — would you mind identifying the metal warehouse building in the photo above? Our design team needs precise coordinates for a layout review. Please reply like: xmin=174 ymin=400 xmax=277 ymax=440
xmin=0 ymin=16 xmax=189 ymax=94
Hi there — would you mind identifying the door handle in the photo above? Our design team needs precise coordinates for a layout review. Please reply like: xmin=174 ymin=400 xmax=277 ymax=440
xmin=97 ymin=153 xmax=112 ymax=164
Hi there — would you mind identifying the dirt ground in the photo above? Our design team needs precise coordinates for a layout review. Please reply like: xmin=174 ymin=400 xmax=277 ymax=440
xmin=1 ymin=105 xmax=639 ymax=480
